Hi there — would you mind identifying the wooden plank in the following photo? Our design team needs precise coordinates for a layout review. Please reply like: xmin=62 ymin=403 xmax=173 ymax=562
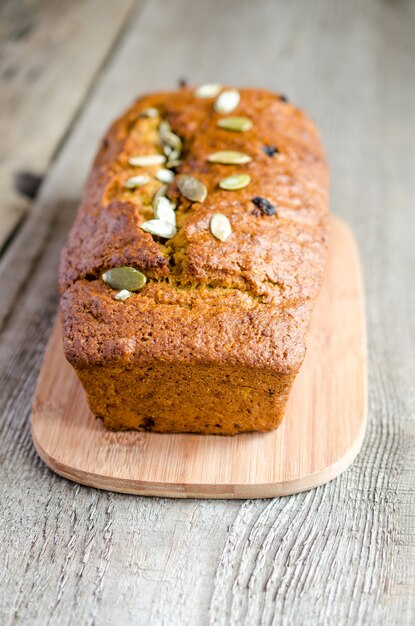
xmin=0 ymin=0 xmax=136 ymax=249
xmin=31 ymin=217 xmax=367 ymax=498
xmin=0 ymin=0 xmax=414 ymax=624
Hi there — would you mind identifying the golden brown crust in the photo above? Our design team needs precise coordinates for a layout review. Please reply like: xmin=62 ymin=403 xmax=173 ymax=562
xmin=59 ymin=87 xmax=329 ymax=434
xmin=61 ymin=279 xmax=308 ymax=374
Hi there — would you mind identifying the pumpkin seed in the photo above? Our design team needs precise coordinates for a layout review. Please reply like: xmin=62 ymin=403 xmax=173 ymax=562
xmin=217 ymin=116 xmax=252 ymax=132
xmin=207 ymin=151 xmax=252 ymax=165
xmin=219 ymin=173 xmax=251 ymax=191
xmin=194 ymin=83 xmax=222 ymax=98
xmin=210 ymin=214 xmax=232 ymax=242
xmin=161 ymin=130 xmax=182 ymax=152
xmin=129 ymin=154 xmax=166 ymax=167
xmin=124 ymin=175 xmax=151 ymax=189
xmin=140 ymin=219 xmax=177 ymax=239
xmin=153 ymin=194 xmax=176 ymax=210
xmin=154 ymin=206 xmax=176 ymax=227
xmin=177 ymin=175 xmax=207 ymax=202
xmin=102 ymin=267 xmax=147 ymax=291
xmin=163 ymin=145 xmax=173 ymax=157
xmin=168 ymin=149 xmax=181 ymax=161
xmin=153 ymin=184 xmax=168 ymax=200
xmin=156 ymin=168 xmax=175 ymax=183
xmin=214 ymin=89 xmax=240 ymax=113
xmin=153 ymin=197 xmax=177 ymax=225
xmin=163 ymin=145 xmax=180 ymax=159
xmin=158 ymin=120 xmax=172 ymax=136
xmin=139 ymin=107 xmax=159 ymax=118
xmin=114 ymin=289 xmax=133 ymax=301
xmin=166 ymin=159 xmax=182 ymax=169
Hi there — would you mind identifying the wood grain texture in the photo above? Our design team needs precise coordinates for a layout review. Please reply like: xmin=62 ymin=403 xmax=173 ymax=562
xmin=0 ymin=0 xmax=136 ymax=249
xmin=1 ymin=0 xmax=414 ymax=624
xmin=31 ymin=217 xmax=367 ymax=498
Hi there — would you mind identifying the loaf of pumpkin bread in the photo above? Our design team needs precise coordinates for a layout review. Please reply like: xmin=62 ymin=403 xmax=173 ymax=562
xmin=58 ymin=85 xmax=329 ymax=435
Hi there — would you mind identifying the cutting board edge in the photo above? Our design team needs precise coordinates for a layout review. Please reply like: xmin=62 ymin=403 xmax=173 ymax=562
xmin=31 ymin=405 xmax=366 ymax=499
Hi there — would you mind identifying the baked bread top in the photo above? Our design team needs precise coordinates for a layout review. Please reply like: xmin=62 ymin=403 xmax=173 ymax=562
xmin=59 ymin=87 xmax=329 ymax=374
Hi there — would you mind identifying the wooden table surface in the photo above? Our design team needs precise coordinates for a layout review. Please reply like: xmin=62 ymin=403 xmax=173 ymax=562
xmin=1 ymin=1 xmax=414 ymax=624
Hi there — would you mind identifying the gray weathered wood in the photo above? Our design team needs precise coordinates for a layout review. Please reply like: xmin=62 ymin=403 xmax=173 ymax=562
xmin=0 ymin=0 xmax=414 ymax=624
xmin=0 ymin=0 xmax=135 ymax=249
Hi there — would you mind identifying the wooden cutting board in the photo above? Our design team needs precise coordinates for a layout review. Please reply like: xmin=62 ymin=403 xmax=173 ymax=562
xmin=31 ymin=216 xmax=367 ymax=498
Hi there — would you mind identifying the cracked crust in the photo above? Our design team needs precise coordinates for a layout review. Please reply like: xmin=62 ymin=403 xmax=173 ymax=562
xmin=59 ymin=87 xmax=329 ymax=434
